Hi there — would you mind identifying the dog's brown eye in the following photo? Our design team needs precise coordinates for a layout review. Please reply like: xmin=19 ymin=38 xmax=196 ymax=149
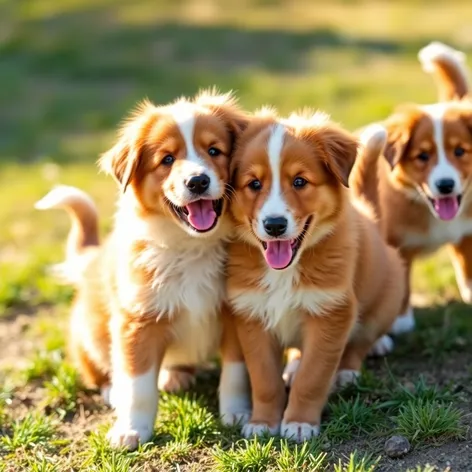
xmin=293 ymin=177 xmax=307 ymax=188
xmin=162 ymin=155 xmax=175 ymax=166
xmin=248 ymin=179 xmax=262 ymax=191
xmin=454 ymin=146 xmax=465 ymax=158
xmin=417 ymin=151 xmax=430 ymax=162
xmin=208 ymin=147 xmax=222 ymax=157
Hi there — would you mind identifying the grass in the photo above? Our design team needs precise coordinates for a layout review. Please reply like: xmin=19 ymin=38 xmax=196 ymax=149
xmin=395 ymin=399 xmax=465 ymax=445
xmin=1 ymin=0 xmax=472 ymax=470
xmin=334 ymin=452 xmax=380 ymax=472
xmin=1 ymin=413 xmax=57 ymax=452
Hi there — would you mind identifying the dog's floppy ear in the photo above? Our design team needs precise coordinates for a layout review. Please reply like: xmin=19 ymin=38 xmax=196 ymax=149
xmin=458 ymin=104 xmax=472 ymax=136
xmin=307 ymin=122 xmax=358 ymax=188
xmin=383 ymin=104 xmax=422 ymax=169
xmin=196 ymin=89 xmax=248 ymax=144
xmin=98 ymin=101 xmax=155 ymax=193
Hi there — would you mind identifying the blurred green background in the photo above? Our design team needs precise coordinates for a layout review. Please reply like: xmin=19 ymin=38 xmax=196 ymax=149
xmin=1 ymin=0 xmax=472 ymax=314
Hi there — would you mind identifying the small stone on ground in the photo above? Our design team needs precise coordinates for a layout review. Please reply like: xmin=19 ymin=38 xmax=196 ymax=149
xmin=384 ymin=435 xmax=411 ymax=458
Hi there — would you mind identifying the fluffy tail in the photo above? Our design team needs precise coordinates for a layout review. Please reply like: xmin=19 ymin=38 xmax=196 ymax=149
xmin=349 ymin=123 xmax=387 ymax=218
xmin=418 ymin=41 xmax=469 ymax=101
xmin=35 ymin=186 xmax=99 ymax=284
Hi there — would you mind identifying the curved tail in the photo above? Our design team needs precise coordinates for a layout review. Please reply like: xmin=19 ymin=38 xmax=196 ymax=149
xmin=418 ymin=41 xmax=469 ymax=101
xmin=349 ymin=123 xmax=387 ymax=218
xmin=35 ymin=186 xmax=99 ymax=284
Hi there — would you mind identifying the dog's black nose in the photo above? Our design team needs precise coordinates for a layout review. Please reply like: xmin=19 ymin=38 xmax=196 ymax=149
xmin=263 ymin=217 xmax=288 ymax=237
xmin=436 ymin=178 xmax=455 ymax=195
xmin=186 ymin=174 xmax=210 ymax=195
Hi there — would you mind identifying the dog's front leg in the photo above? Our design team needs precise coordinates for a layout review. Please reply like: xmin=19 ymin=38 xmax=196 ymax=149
xmin=449 ymin=235 xmax=472 ymax=304
xmin=219 ymin=304 xmax=251 ymax=426
xmin=107 ymin=313 xmax=169 ymax=450
xmin=281 ymin=298 xmax=356 ymax=442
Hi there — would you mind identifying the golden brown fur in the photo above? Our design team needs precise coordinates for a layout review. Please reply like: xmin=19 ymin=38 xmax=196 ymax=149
xmin=226 ymin=110 xmax=405 ymax=442
xmin=36 ymin=90 xmax=250 ymax=450
xmin=350 ymin=43 xmax=472 ymax=333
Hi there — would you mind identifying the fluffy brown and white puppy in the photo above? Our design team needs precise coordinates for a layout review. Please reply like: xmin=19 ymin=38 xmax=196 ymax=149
xmin=226 ymin=109 xmax=404 ymax=442
xmin=35 ymin=90 xmax=250 ymax=450
xmin=350 ymin=42 xmax=472 ymax=335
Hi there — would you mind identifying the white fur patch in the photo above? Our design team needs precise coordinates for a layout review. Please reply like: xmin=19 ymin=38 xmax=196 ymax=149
xmin=333 ymin=369 xmax=360 ymax=391
xmin=256 ymin=124 xmax=297 ymax=240
xmin=419 ymin=41 xmax=468 ymax=78
xmin=359 ymin=123 xmax=387 ymax=151
xmin=112 ymin=207 xmax=226 ymax=367
xmin=390 ymin=307 xmax=416 ymax=335
xmin=421 ymin=104 xmax=462 ymax=200
xmin=168 ymin=104 xmax=222 ymax=209
xmin=219 ymin=362 xmax=251 ymax=426
xmin=368 ymin=334 xmax=394 ymax=357
xmin=230 ymin=267 xmax=346 ymax=347
xmin=108 ymin=367 xmax=157 ymax=450
xmin=242 ymin=422 xmax=280 ymax=438
xmin=34 ymin=185 xmax=96 ymax=212
xmin=280 ymin=421 xmax=320 ymax=442
xmin=402 ymin=216 xmax=472 ymax=252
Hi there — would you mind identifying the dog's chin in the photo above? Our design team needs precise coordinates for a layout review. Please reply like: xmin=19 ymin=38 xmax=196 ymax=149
xmin=425 ymin=194 xmax=462 ymax=221
xmin=166 ymin=197 xmax=225 ymax=236
xmin=256 ymin=216 xmax=313 ymax=270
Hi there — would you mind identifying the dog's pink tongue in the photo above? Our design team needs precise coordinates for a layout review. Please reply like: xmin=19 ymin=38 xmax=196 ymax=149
xmin=186 ymin=200 xmax=216 ymax=230
xmin=264 ymin=241 xmax=293 ymax=269
xmin=433 ymin=197 xmax=459 ymax=221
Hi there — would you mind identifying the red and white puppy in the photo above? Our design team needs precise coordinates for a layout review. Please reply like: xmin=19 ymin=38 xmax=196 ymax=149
xmin=227 ymin=110 xmax=404 ymax=442
xmin=35 ymin=90 xmax=250 ymax=450
xmin=351 ymin=42 xmax=472 ymax=335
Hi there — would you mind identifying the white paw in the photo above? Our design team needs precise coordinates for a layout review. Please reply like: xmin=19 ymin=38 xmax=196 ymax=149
xmin=242 ymin=422 xmax=280 ymax=438
xmin=368 ymin=335 xmax=394 ymax=357
xmin=107 ymin=423 xmax=153 ymax=450
xmin=390 ymin=308 xmax=415 ymax=335
xmin=282 ymin=358 xmax=300 ymax=387
xmin=334 ymin=369 xmax=360 ymax=390
xmin=101 ymin=385 xmax=113 ymax=406
xmin=158 ymin=368 xmax=196 ymax=393
xmin=280 ymin=421 xmax=320 ymax=442
xmin=220 ymin=410 xmax=251 ymax=427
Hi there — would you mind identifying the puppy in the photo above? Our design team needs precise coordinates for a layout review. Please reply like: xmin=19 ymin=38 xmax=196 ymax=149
xmin=226 ymin=109 xmax=405 ymax=442
xmin=350 ymin=41 xmax=472 ymax=335
xmin=35 ymin=90 xmax=250 ymax=450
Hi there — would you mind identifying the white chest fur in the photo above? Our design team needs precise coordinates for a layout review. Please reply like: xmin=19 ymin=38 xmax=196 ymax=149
xmin=403 ymin=215 xmax=472 ymax=253
xmin=230 ymin=268 xmax=345 ymax=347
xmin=115 ymin=210 xmax=227 ymax=366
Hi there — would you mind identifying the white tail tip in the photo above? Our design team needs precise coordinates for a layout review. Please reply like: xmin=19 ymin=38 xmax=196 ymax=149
xmin=359 ymin=123 xmax=387 ymax=150
xmin=35 ymin=185 xmax=96 ymax=211
xmin=418 ymin=41 xmax=466 ymax=73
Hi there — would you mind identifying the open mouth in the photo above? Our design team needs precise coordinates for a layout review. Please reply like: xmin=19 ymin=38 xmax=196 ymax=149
xmin=260 ymin=217 xmax=312 ymax=270
xmin=427 ymin=195 xmax=462 ymax=221
xmin=171 ymin=199 xmax=223 ymax=233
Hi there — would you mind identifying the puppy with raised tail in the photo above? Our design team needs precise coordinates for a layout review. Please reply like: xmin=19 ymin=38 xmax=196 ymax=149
xmin=35 ymin=90 xmax=250 ymax=450
xmin=351 ymin=42 xmax=472 ymax=335
xmin=226 ymin=109 xmax=405 ymax=442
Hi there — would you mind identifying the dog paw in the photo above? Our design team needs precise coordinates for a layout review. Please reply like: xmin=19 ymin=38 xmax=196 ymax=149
xmin=368 ymin=335 xmax=394 ymax=357
xmin=390 ymin=309 xmax=415 ymax=335
xmin=107 ymin=424 xmax=153 ymax=450
xmin=242 ymin=422 xmax=280 ymax=438
xmin=335 ymin=369 xmax=360 ymax=390
xmin=282 ymin=358 xmax=300 ymax=387
xmin=280 ymin=421 xmax=320 ymax=442
xmin=220 ymin=410 xmax=251 ymax=427
xmin=158 ymin=368 xmax=196 ymax=393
